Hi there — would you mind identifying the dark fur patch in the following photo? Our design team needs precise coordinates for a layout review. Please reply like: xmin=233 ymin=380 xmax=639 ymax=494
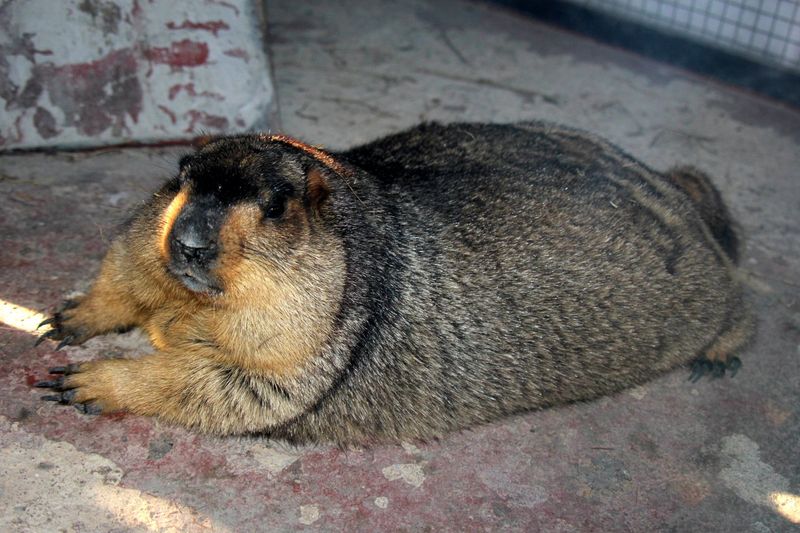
xmin=667 ymin=167 xmax=739 ymax=263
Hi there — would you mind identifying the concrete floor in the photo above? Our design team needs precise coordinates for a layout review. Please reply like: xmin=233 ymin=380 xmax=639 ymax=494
xmin=1 ymin=0 xmax=799 ymax=531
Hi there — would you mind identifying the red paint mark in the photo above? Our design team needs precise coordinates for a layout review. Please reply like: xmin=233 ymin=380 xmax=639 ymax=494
xmin=130 ymin=0 xmax=142 ymax=19
xmin=33 ymin=48 xmax=142 ymax=136
xmin=143 ymin=40 xmax=209 ymax=69
xmin=168 ymin=84 xmax=183 ymax=100
xmin=158 ymin=105 xmax=177 ymax=124
xmin=184 ymin=110 xmax=229 ymax=133
xmin=168 ymin=83 xmax=224 ymax=101
xmin=166 ymin=20 xmax=230 ymax=36
xmin=223 ymin=48 xmax=250 ymax=62
xmin=25 ymin=374 xmax=38 ymax=387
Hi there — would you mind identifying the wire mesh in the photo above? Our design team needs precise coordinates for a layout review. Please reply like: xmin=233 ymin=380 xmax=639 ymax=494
xmin=565 ymin=0 xmax=800 ymax=71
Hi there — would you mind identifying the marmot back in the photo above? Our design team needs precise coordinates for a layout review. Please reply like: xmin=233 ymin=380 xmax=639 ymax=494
xmin=35 ymin=122 xmax=753 ymax=445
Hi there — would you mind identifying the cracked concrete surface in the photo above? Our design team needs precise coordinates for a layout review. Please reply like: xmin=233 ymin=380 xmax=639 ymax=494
xmin=0 ymin=0 xmax=798 ymax=530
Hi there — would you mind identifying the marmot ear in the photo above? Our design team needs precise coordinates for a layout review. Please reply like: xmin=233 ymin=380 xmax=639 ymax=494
xmin=305 ymin=166 xmax=330 ymax=210
xmin=192 ymin=133 xmax=216 ymax=149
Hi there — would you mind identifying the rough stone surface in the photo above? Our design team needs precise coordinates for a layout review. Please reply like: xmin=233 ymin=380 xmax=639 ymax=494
xmin=0 ymin=0 xmax=276 ymax=150
xmin=0 ymin=0 xmax=798 ymax=530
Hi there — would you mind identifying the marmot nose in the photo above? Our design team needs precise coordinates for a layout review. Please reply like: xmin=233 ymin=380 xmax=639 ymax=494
xmin=174 ymin=230 xmax=218 ymax=265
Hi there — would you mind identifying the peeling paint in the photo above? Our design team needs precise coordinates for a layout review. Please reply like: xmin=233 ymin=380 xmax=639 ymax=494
xmin=299 ymin=504 xmax=320 ymax=525
xmin=33 ymin=107 xmax=60 ymax=138
xmin=248 ymin=443 xmax=300 ymax=475
xmin=374 ymin=496 xmax=389 ymax=509
xmin=33 ymin=49 xmax=142 ymax=137
xmin=143 ymin=39 xmax=210 ymax=69
xmin=0 ymin=0 xmax=275 ymax=149
xmin=158 ymin=105 xmax=177 ymax=124
xmin=168 ymin=83 xmax=225 ymax=101
xmin=184 ymin=109 xmax=229 ymax=132
xmin=224 ymin=48 xmax=250 ymax=61
xmin=382 ymin=463 xmax=425 ymax=488
xmin=77 ymin=0 xmax=122 ymax=35
xmin=166 ymin=20 xmax=230 ymax=36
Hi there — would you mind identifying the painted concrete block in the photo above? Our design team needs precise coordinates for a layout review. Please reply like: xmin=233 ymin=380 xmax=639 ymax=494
xmin=0 ymin=0 xmax=276 ymax=150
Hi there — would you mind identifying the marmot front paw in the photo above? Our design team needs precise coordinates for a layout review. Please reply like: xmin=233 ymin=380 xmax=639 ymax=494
xmin=35 ymin=298 xmax=92 ymax=349
xmin=34 ymin=362 xmax=121 ymax=415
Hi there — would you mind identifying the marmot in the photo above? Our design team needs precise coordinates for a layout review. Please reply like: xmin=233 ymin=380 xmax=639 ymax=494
xmin=35 ymin=122 xmax=753 ymax=445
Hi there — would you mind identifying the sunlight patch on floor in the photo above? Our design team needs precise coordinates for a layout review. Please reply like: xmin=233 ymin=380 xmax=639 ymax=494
xmin=0 ymin=416 xmax=229 ymax=532
xmin=0 ymin=298 xmax=48 ymax=335
xmin=770 ymin=491 xmax=800 ymax=524
xmin=91 ymin=483 xmax=229 ymax=533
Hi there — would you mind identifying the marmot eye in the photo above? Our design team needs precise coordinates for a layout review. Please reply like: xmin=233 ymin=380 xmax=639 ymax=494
xmin=261 ymin=183 xmax=294 ymax=220
xmin=263 ymin=196 xmax=286 ymax=219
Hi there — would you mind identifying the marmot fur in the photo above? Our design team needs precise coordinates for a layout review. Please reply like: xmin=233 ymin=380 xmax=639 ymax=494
xmin=35 ymin=122 xmax=753 ymax=444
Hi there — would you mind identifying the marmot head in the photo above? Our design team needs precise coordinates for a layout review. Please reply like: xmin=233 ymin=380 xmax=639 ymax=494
xmin=157 ymin=134 xmax=346 ymax=300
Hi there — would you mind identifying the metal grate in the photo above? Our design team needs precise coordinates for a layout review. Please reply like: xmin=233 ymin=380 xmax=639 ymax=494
xmin=565 ymin=0 xmax=800 ymax=72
